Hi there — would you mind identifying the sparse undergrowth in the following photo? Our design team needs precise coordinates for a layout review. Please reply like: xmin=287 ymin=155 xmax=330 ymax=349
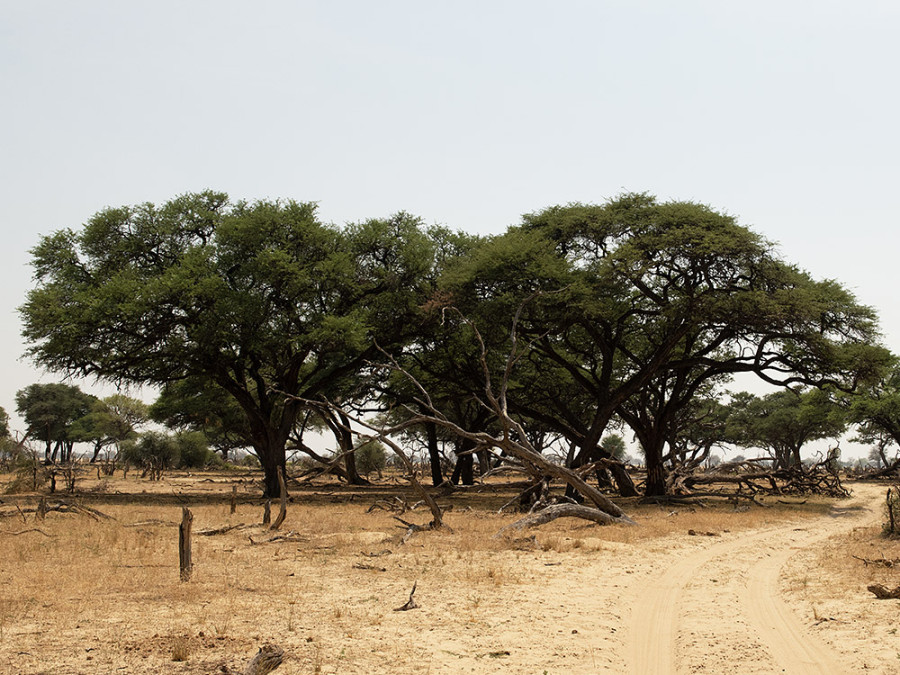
xmin=0 ymin=470 xmax=877 ymax=674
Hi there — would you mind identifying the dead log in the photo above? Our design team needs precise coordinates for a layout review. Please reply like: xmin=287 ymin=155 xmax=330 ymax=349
xmin=495 ymin=503 xmax=633 ymax=537
xmin=393 ymin=516 xmax=439 ymax=543
xmin=867 ymin=584 xmax=900 ymax=599
xmin=248 ymin=531 xmax=308 ymax=545
xmin=243 ymin=643 xmax=284 ymax=675
xmin=197 ymin=524 xmax=249 ymax=536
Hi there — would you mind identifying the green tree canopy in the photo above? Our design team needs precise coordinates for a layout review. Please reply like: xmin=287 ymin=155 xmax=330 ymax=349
xmin=21 ymin=192 xmax=435 ymax=495
xmin=15 ymin=383 xmax=96 ymax=463
xmin=439 ymin=194 xmax=889 ymax=495
xmin=725 ymin=388 xmax=847 ymax=469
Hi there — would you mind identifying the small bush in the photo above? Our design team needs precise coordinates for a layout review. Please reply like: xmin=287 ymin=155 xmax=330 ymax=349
xmin=5 ymin=452 xmax=49 ymax=494
xmin=356 ymin=441 xmax=387 ymax=479
xmin=239 ymin=453 xmax=260 ymax=468
xmin=176 ymin=431 xmax=214 ymax=469
xmin=121 ymin=432 xmax=179 ymax=480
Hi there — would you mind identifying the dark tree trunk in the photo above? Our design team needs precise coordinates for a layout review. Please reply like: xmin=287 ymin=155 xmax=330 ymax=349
xmin=425 ymin=421 xmax=443 ymax=486
xmin=90 ymin=441 xmax=103 ymax=464
xmin=336 ymin=411 xmax=368 ymax=486
xmin=643 ymin=441 xmax=667 ymax=497
xmin=476 ymin=449 xmax=492 ymax=476
xmin=451 ymin=438 xmax=476 ymax=486
xmin=257 ymin=441 xmax=287 ymax=499
xmin=595 ymin=468 xmax=613 ymax=489
xmin=567 ymin=443 xmax=638 ymax=498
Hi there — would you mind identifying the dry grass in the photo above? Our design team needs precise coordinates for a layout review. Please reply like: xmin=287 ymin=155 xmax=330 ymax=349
xmin=0 ymin=469 xmax=846 ymax=673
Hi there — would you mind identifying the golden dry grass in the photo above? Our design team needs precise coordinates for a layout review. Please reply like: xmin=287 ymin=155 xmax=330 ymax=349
xmin=0 ymin=470 xmax=867 ymax=673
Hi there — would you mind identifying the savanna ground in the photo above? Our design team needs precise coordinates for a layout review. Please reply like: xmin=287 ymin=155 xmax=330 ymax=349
xmin=1 ymin=470 xmax=898 ymax=674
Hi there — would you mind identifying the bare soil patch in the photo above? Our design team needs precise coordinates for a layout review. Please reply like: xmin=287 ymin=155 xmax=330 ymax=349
xmin=0 ymin=471 xmax=894 ymax=673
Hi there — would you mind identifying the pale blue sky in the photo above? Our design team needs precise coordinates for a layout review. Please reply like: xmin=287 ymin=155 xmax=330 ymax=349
xmin=2 ymin=1 xmax=898 ymax=457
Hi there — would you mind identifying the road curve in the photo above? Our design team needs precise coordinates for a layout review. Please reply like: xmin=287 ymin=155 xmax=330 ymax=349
xmin=626 ymin=490 xmax=877 ymax=674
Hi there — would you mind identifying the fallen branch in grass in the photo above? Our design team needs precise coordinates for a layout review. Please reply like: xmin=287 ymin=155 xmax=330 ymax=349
xmin=197 ymin=524 xmax=252 ymax=536
xmin=248 ymin=531 xmax=308 ymax=545
xmin=0 ymin=528 xmax=53 ymax=537
xmin=393 ymin=515 xmax=447 ymax=543
xmin=393 ymin=581 xmax=419 ymax=611
xmin=495 ymin=503 xmax=633 ymax=537
xmin=16 ymin=500 xmax=115 ymax=521
xmin=852 ymin=555 xmax=900 ymax=568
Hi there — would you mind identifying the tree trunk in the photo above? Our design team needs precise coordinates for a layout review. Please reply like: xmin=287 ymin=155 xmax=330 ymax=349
xmin=567 ymin=444 xmax=638 ymax=498
xmin=643 ymin=437 xmax=667 ymax=497
xmin=257 ymin=442 xmax=287 ymax=499
xmin=451 ymin=438 xmax=476 ymax=486
xmin=336 ymin=411 xmax=368 ymax=486
xmin=425 ymin=421 xmax=443 ymax=486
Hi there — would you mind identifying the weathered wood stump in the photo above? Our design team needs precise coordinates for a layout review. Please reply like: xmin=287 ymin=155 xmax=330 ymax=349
xmin=243 ymin=643 xmax=284 ymax=675
xmin=179 ymin=507 xmax=193 ymax=582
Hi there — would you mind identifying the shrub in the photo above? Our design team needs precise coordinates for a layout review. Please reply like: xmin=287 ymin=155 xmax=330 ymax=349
xmin=176 ymin=431 xmax=214 ymax=468
xmin=356 ymin=440 xmax=387 ymax=479
xmin=121 ymin=432 xmax=179 ymax=479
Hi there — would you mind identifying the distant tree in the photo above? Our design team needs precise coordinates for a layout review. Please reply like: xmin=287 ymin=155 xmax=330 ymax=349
xmin=355 ymin=440 xmax=388 ymax=479
xmin=0 ymin=406 xmax=8 ymax=438
xmin=441 ymin=194 xmax=889 ymax=497
xmin=601 ymin=434 xmax=627 ymax=460
xmin=150 ymin=378 xmax=246 ymax=460
xmin=120 ymin=432 xmax=179 ymax=480
xmin=70 ymin=394 xmax=149 ymax=463
xmin=848 ymin=365 xmax=900 ymax=459
xmin=15 ymin=383 xmax=95 ymax=463
xmin=725 ymin=388 xmax=847 ymax=469
xmin=175 ymin=431 xmax=215 ymax=468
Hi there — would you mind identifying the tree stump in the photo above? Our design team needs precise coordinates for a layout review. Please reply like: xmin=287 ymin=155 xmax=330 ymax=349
xmin=179 ymin=507 xmax=193 ymax=582
xmin=867 ymin=584 xmax=900 ymax=599
xmin=243 ymin=643 xmax=284 ymax=675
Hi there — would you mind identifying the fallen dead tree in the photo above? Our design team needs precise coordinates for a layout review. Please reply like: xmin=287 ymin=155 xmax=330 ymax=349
xmin=495 ymin=503 xmax=631 ymax=536
xmin=664 ymin=459 xmax=850 ymax=501
xmin=289 ymin=302 xmax=635 ymax=535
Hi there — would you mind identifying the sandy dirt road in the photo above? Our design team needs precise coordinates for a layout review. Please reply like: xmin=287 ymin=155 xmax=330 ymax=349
xmin=626 ymin=485 xmax=880 ymax=674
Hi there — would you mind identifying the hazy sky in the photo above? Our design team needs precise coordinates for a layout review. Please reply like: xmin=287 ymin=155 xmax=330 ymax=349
xmin=2 ymin=2 xmax=898 ymax=457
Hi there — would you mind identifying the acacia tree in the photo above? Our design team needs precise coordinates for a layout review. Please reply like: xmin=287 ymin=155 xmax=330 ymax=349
xmin=150 ymin=378 xmax=248 ymax=461
xmin=442 ymin=194 xmax=889 ymax=496
xmin=71 ymin=394 xmax=149 ymax=464
xmin=846 ymin=365 xmax=900 ymax=473
xmin=725 ymin=388 xmax=848 ymax=469
xmin=15 ymin=383 xmax=96 ymax=464
xmin=20 ymin=192 xmax=433 ymax=496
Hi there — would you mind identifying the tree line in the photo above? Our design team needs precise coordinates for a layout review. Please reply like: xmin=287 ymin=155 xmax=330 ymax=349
xmin=16 ymin=191 xmax=899 ymax=497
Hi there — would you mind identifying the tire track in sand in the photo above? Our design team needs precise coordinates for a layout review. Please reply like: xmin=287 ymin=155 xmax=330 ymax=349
xmin=626 ymin=490 xmax=877 ymax=675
